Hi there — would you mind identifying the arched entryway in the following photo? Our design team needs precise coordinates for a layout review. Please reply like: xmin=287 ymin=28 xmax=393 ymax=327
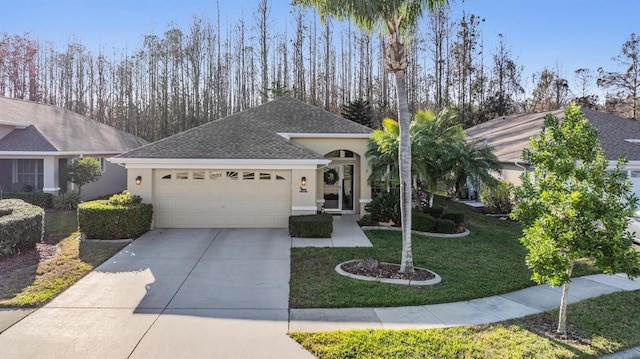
xmin=323 ymin=149 xmax=358 ymax=213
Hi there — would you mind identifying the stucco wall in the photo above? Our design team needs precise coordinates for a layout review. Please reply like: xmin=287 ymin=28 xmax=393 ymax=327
xmin=292 ymin=137 xmax=372 ymax=215
xmin=81 ymin=160 xmax=128 ymax=200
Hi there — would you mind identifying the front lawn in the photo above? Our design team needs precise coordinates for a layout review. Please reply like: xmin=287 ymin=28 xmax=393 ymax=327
xmin=0 ymin=210 xmax=128 ymax=307
xmin=291 ymin=289 xmax=640 ymax=358
xmin=290 ymin=201 xmax=600 ymax=308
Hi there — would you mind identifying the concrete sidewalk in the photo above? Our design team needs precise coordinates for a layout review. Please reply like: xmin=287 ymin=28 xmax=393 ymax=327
xmin=289 ymin=273 xmax=640 ymax=332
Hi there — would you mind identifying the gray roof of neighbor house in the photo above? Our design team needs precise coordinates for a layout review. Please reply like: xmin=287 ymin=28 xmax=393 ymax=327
xmin=465 ymin=108 xmax=640 ymax=163
xmin=0 ymin=96 xmax=147 ymax=153
xmin=116 ymin=96 xmax=373 ymax=160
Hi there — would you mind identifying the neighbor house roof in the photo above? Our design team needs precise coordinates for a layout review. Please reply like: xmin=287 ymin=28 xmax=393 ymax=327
xmin=0 ymin=96 xmax=147 ymax=153
xmin=465 ymin=108 xmax=640 ymax=163
xmin=116 ymin=96 xmax=373 ymax=160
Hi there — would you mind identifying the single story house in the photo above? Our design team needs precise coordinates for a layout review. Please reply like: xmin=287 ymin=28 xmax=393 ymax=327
xmin=110 ymin=97 xmax=374 ymax=228
xmin=0 ymin=96 xmax=147 ymax=200
xmin=466 ymin=108 xmax=640 ymax=195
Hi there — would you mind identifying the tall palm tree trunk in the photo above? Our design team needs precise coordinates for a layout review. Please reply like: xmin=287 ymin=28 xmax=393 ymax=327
xmin=395 ymin=70 xmax=414 ymax=273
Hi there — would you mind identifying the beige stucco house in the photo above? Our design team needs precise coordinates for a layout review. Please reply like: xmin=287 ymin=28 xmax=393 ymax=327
xmin=110 ymin=97 xmax=374 ymax=228
xmin=466 ymin=108 xmax=640 ymax=196
xmin=0 ymin=96 xmax=147 ymax=200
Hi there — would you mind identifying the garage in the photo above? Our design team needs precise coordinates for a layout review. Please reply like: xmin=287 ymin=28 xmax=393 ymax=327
xmin=153 ymin=169 xmax=292 ymax=228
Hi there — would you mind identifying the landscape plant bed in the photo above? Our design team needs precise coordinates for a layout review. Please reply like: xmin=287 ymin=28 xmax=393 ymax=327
xmin=289 ymin=200 xmax=602 ymax=308
xmin=361 ymin=225 xmax=470 ymax=238
xmin=339 ymin=260 xmax=435 ymax=281
xmin=0 ymin=210 xmax=128 ymax=307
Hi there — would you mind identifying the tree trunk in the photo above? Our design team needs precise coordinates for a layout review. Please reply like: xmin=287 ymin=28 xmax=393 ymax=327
xmin=557 ymin=260 xmax=575 ymax=335
xmin=395 ymin=70 xmax=414 ymax=274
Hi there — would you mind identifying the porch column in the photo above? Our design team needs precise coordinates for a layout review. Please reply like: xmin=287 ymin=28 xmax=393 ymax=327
xmin=42 ymin=156 xmax=60 ymax=194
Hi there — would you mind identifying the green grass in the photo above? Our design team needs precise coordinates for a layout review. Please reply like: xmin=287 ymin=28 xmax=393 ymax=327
xmin=290 ymin=200 xmax=601 ymax=308
xmin=291 ymin=289 xmax=640 ymax=358
xmin=0 ymin=210 xmax=128 ymax=307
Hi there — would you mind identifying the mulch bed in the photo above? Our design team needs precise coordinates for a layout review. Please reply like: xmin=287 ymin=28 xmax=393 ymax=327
xmin=0 ymin=235 xmax=60 ymax=274
xmin=340 ymin=260 xmax=435 ymax=281
xmin=525 ymin=318 xmax=592 ymax=347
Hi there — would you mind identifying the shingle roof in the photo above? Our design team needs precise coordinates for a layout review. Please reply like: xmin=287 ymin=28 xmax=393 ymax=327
xmin=0 ymin=96 xmax=147 ymax=152
xmin=466 ymin=108 xmax=640 ymax=162
xmin=117 ymin=97 xmax=373 ymax=160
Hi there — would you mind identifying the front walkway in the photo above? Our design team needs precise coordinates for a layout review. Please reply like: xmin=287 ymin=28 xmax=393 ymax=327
xmin=289 ymin=273 xmax=640 ymax=332
xmin=291 ymin=214 xmax=372 ymax=248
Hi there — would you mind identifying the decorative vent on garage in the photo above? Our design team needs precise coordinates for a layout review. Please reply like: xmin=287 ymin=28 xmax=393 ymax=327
xmin=176 ymin=172 xmax=188 ymax=180
xmin=209 ymin=171 xmax=222 ymax=180
xmin=259 ymin=172 xmax=271 ymax=180
xmin=243 ymin=172 xmax=255 ymax=180
xmin=161 ymin=174 xmax=172 ymax=180
xmin=226 ymin=171 xmax=238 ymax=180
xmin=193 ymin=171 xmax=205 ymax=180
xmin=276 ymin=174 xmax=286 ymax=180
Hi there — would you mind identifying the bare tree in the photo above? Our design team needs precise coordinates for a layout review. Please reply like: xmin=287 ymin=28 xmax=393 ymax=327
xmin=598 ymin=33 xmax=639 ymax=119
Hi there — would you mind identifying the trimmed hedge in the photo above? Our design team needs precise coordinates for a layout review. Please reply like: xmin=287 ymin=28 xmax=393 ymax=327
xmin=411 ymin=211 xmax=436 ymax=232
xmin=422 ymin=206 xmax=465 ymax=225
xmin=289 ymin=214 xmax=333 ymax=238
xmin=0 ymin=199 xmax=44 ymax=259
xmin=78 ymin=200 xmax=153 ymax=239
xmin=1 ymin=192 xmax=53 ymax=209
xmin=435 ymin=218 xmax=457 ymax=234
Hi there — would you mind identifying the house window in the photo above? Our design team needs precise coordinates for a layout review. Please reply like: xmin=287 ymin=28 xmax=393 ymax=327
xmin=193 ymin=171 xmax=205 ymax=180
xmin=13 ymin=159 xmax=44 ymax=191
xmin=209 ymin=171 xmax=222 ymax=180
xmin=161 ymin=173 xmax=172 ymax=180
xmin=226 ymin=171 xmax=238 ymax=180
xmin=176 ymin=171 xmax=189 ymax=180
xmin=259 ymin=172 xmax=271 ymax=180
xmin=276 ymin=174 xmax=286 ymax=180
xmin=243 ymin=172 xmax=255 ymax=180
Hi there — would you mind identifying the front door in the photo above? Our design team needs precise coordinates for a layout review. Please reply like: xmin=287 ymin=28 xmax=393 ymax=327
xmin=323 ymin=164 xmax=354 ymax=213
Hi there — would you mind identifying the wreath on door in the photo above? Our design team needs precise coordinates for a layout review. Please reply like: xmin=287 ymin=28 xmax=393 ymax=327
xmin=324 ymin=168 xmax=339 ymax=185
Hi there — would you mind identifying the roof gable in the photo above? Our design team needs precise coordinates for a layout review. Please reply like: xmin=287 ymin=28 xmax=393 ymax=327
xmin=0 ymin=96 xmax=147 ymax=153
xmin=117 ymin=97 xmax=372 ymax=160
xmin=0 ymin=125 xmax=57 ymax=151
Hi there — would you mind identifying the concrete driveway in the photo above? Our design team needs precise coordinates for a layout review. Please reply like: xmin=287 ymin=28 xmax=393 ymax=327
xmin=0 ymin=228 xmax=313 ymax=359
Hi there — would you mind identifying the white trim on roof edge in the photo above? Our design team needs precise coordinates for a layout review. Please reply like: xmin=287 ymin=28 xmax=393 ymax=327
xmin=0 ymin=151 xmax=121 ymax=157
xmin=277 ymin=133 xmax=371 ymax=140
xmin=108 ymin=158 xmax=331 ymax=170
xmin=0 ymin=120 xmax=30 ymax=128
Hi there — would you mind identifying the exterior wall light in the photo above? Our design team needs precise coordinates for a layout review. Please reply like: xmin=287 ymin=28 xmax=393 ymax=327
xmin=135 ymin=176 xmax=142 ymax=185
xmin=301 ymin=176 xmax=307 ymax=187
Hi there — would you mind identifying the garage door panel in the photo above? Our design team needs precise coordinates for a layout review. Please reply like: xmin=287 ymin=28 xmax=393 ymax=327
xmin=153 ymin=169 xmax=291 ymax=228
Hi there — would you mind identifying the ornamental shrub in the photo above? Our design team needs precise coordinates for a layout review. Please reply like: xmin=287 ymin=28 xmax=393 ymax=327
xmin=365 ymin=191 xmax=400 ymax=224
xmin=435 ymin=218 xmax=457 ymax=234
xmin=411 ymin=211 xmax=436 ymax=232
xmin=289 ymin=214 xmax=333 ymax=238
xmin=0 ymin=199 xmax=44 ymax=258
xmin=1 ymin=192 xmax=53 ymax=208
xmin=480 ymin=180 xmax=515 ymax=214
xmin=422 ymin=206 xmax=464 ymax=225
xmin=78 ymin=200 xmax=152 ymax=239
xmin=54 ymin=191 xmax=81 ymax=210
xmin=108 ymin=190 xmax=142 ymax=206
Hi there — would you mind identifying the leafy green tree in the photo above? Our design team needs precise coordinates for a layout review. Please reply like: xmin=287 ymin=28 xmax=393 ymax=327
xmin=296 ymin=0 xmax=448 ymax=273
xmin=342 ymin=98 xmax=374 ymax=128
xmin=511 ymin=104 xmax=640 ymax=335
xmin=67 ymin=157 xmax=103 ymax=197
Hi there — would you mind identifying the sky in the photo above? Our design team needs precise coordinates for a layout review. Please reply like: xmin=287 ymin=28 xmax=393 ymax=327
xmin=1 ymin=0 xmax=638 ymax=97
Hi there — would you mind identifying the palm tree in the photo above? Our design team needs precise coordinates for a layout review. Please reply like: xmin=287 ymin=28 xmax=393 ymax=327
xmin=366 ymin=109 xmax=465 ymax=205
xmin=444 ymin=139 xmax=502 ymax=200
xmin=296 ymin=0 xmax=447 ymax=273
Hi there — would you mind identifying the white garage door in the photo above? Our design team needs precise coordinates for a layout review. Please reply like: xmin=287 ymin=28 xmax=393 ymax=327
xmin=154 ymin=169 xmax=291 ymax=228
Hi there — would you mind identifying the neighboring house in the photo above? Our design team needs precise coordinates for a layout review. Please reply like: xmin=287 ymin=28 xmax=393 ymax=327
xmin=111 ymin=97 xmax=373 ymax=228
xmin=466 ymin=108 xmax=640 ymax=196
xmin=0 ymin=96 xmax=147 ymax=200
